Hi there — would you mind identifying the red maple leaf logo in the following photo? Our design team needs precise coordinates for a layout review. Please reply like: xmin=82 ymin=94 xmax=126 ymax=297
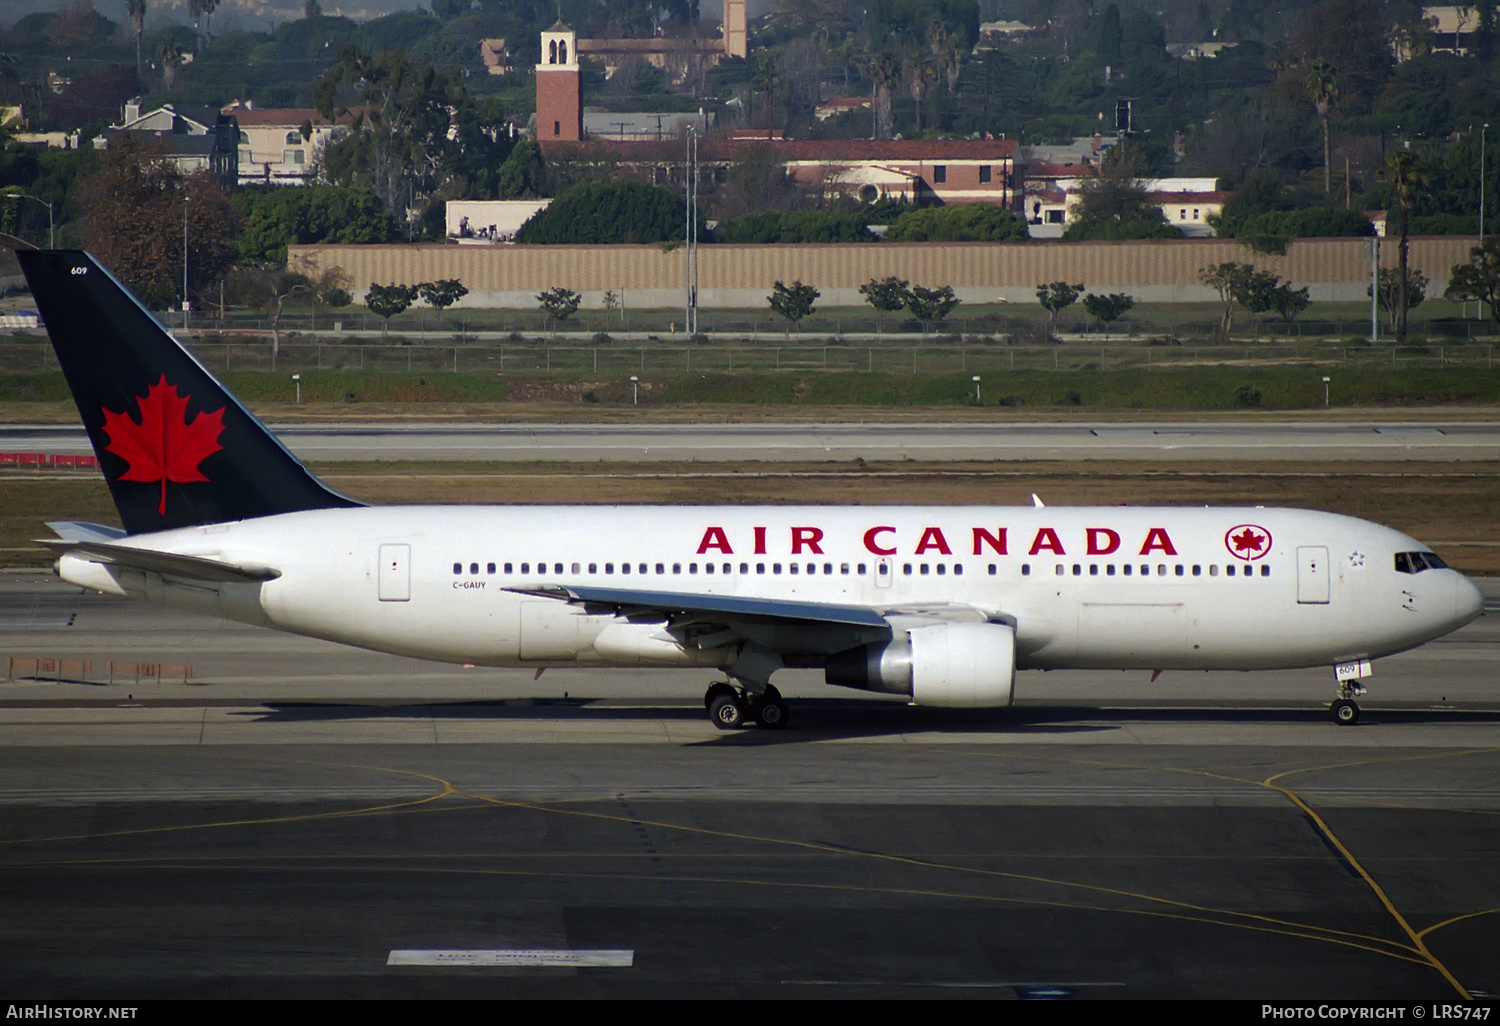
xmin=101 ymin=375 xmax=225 ymax=516
xmin=1225 ymin=524 xmax=1272 ymax=560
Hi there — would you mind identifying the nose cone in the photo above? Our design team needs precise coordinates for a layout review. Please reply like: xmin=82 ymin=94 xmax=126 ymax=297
xmin=1454 ymin=573 xmax=1485 ymax=627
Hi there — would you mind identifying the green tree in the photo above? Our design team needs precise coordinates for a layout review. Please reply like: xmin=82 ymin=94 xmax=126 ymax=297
xmin=906 ymin=55 xmax=937 ymax=135
xmin=365 ymin=282 xmax=417 ymax=336
xmin=233 ymin=264 xmax=311 ymax=354
xmin=906 ymin=284 xmax=960 ymax=333
xmin=1072 ymin=145 xmax=1168 ymax=225
xmin=1061 ymin=218 xmax=1181 ymax=240
xmin=234 ymin=186 xmax=396 ymax=263
xmin=723 ymin=211 xmax=875 ymax=243
xmin=419 ymin=279 xmax=469 ymax=313
xmin=1305 ymin=58 xmax=1339 ymax=198
xmin=516 ymin=181 xmax=702 ymax=245
xmin=1270 ymin=283 xmax=1311 ymax=324
xmin=886 ymin=205 xmax=1029 ymax=242
xmin=537 ymin=286 xmax=581 ymax=331
xmin=490 ymin=139 xmax=546 ymax=200
xmin=80 ymin=135 xmax=240 ymax=311
xmin=1036 ymin=281 xmax=1084 ymax=338
xmin=1383 ymin=149 xmax=1428 ymax=343
xmin=312 ymin=45 xmax=466 ymax=230
xmin=769 ymin=280 xmax=819 ymax=336
xmin=1445 ymin=238 xmax=1500 ymax=325
xmin=869 ymin=50 xmax=901 ymax=140
xmin=126 ymin=0 xmax=146 ymax=79
xmin=1369 ymin=267 xmax=1428 ymax=332
xmin=859 ymin=276 xmax=911 ymax=333
xmin=1082 ymin=292 xmax=1136 ymax=336
xmin=155 ymin=36 xmax=183 ymax=92
xmin=1234 ymin=269 xmax=1287 ymax=327
xmin=1199 ymin=262 xmax=1256 ymax=335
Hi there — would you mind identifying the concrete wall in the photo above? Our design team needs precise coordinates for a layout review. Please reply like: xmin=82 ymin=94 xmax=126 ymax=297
xmin=288 ymin=237 xmax=1480 ymax=310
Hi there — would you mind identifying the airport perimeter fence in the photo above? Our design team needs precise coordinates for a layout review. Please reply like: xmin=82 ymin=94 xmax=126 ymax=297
xmin=108 ymin=307 xmax=1500 ymax=343
xmin=4 ymin=338 xmax=1498 ymax=377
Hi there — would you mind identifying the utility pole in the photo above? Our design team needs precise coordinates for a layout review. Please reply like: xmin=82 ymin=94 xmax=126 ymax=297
xmin=182 ymin=196 xmax=190 ymax=331
xmin=684 ymin=126 xmax=699 ymax=335
xmin=1482 ymin=123 xmax=1489 ymax=246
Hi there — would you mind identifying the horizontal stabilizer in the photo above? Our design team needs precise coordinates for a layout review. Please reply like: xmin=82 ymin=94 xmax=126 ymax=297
xmin=45 ymin=521 xmax=128 ymax=543
xmin=39 ymin=539 xmax=281 ymax=583
xmin=510 ymin=584 xmax=889 ymax=628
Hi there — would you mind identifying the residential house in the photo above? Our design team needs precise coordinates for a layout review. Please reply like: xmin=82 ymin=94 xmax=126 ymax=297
xmin=93 ymin=101 xmax=238 ymax=187
xmin=219 ymin=101 xmax=356 ymax=186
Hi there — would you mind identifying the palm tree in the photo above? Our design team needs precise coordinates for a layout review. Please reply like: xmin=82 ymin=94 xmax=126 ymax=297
xmin=1383 ymin=149 xmax=1428 ymax=343
xmin=870 ymin=50 xmax=900 ymax=140
xmin=755 ymin=53 xmax=777 ymax=128
xmin=906 ymin=55 xmax=936 ymax=135
xmin=156 ymin=37 xmax=183 ymax=92
xmin=187 ymin=0 xmax=218 ymax=47
xmin=1305 ymin=58 xmax=1338 ymax=198
xmin=127 ymin=0 xmax=146 ymax=80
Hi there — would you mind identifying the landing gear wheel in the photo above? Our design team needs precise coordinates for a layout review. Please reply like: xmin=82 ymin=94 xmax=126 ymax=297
xmin=704 ymin=682 xmax=737 ymax=710
xmin=1331 ymin=699 xmax=1360 ymax=726
xmin=753 ymin=686 xmax=790 ymax=730
xmin=709 ymin=691 xmax=745 ymax=730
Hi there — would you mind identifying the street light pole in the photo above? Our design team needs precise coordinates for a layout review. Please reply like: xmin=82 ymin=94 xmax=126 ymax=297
xmin=1482 ymin=123 xmax=1489 ymax=246
xmin=5 ymin=193 xmax=54 ymax=249
xmin=182 ymin=196 xmax=190 ymax=331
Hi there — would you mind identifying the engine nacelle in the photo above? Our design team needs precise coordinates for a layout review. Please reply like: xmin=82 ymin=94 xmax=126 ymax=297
xmin=825 ymin=622 xmax=1016 ymax=708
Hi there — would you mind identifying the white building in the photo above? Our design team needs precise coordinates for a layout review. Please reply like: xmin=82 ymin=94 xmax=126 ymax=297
xmin=446 ymin=200 xmax=553 ymax=243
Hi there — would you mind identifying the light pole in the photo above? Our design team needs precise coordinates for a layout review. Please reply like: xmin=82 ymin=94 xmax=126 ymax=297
xmin=1322 ymin=376 xmax=1331 ymax=407
xmin=292 ymin=373 xmax=301 ymax=404
xmin=630 ymin=375 xmax=639 ymax=405
xmin=5 ymin=193 xmax=54 ymax=249
xmin=972 ymin=375 xmax=981 ymax=402
xmin=182 ymin=196 xmax=190 ymax=330
xmin=1482 ymin=123 xmax=1489 ymax=246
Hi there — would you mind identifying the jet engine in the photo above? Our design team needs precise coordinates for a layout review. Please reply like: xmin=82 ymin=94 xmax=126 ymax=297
xmin=824 ymin=622 xmax=1016 ymax=708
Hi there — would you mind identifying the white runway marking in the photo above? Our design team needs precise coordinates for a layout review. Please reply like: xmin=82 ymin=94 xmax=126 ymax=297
xmin=387 ymin=949 xmax=634 ymax=967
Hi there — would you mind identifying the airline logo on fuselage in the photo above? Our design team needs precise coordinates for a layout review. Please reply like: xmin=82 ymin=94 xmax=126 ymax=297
xmin=694 ymin=525 xmax=1181 ymax=558
xmin=1224 ymin=525 xmax=1272 ymax=561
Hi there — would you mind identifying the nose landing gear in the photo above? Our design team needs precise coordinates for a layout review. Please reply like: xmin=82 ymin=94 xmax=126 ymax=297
xmin=1330 ymin=681 xmax=1366 ymax=726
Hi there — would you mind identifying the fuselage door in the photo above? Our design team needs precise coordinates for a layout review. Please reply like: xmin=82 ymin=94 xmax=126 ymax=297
xmin=1297 ymin=545 xmax=1329 ymax=604
xmin=378 ymin=543 xmax=411 ymax=602
xmin=875 ymin=557 xmax=893 ymax=589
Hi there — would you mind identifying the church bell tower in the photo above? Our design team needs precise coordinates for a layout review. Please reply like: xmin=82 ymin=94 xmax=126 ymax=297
xmin=536 ymin=23 xmax=581 ymax=146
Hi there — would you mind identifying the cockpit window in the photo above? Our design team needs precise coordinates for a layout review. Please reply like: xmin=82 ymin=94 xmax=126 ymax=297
xmin=1395 ymin=551 xmax=1447 ymax=574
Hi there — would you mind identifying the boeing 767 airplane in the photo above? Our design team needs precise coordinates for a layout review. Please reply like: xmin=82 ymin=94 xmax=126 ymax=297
xmin=17 ymin=250 xmax=1486 ymax=728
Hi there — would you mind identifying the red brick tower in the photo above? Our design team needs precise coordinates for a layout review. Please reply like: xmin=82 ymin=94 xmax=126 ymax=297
xmin=536 ymin=23 xmax=581 ymax=147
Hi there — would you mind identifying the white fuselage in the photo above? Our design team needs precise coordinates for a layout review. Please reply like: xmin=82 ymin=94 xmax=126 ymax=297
xmin=60 ymin=505 xmax=1484 ymax=684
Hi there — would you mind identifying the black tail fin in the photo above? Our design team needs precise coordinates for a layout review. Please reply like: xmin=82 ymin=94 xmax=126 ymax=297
xmin=19 ymin=250 xmax=362 ymax=534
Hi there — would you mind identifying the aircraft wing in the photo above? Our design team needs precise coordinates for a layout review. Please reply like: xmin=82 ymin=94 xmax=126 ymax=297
xmin=39 ymin=537 xmax=282 ymax=583
xmin=509 ymin=583 xmax=891 ymax=628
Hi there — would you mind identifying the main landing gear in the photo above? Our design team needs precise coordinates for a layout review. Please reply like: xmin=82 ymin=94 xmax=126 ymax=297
xmin=704 ymin=682 xmax=789 ymax=731
xmin=1330 ymin=681 xmax=1366 ymax=726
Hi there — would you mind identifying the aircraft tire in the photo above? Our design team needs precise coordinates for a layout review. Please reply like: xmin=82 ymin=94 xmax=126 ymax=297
xmin=705 ymin=682 xmax=737 ymax=710
xmin=1331 ymin=699 xmax=1360 ymax=726
xmin=754 ymin=691 xmax=790 ymax=730
xmin=709 ymin=692 xmax=745 ymax=730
